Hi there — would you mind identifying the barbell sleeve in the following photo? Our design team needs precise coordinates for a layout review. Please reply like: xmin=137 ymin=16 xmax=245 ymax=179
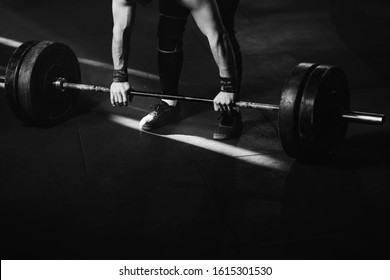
xmin=341 ymin=111 xmax=385 ymax=125
xmin=55 ymin=78 xmax=385 ymax=126
xmin=0 ymin=75 xmax=5 ymax=88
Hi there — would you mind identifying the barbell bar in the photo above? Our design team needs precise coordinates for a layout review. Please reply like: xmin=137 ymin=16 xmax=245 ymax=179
xmin=51 ymin=77 xmax=384 ymax=125
xmin=53 ymin=77 xmax=281 ymax=111
xmin=0 ymin=40 xmax=386 ymax=159
xmin=3 ymin=72 xmax=382 ymax=125
xmin=2 ymin=73 xmax=383 ymax=125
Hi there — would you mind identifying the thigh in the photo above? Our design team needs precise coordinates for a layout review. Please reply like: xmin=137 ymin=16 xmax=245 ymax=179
xmin=178 ymin=0 xmax=224 ymax=38
xmin=159 ymin=0 xmax=190 ymax=18
xmin=158 ymin=0 xmax=190 ymax=51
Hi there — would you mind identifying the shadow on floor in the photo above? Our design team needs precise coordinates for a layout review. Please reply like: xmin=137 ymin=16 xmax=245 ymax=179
xmin=272 ymin=126 xmax=390 ymax=259
xmin=341 ymin=129 xmax=390 ymax=168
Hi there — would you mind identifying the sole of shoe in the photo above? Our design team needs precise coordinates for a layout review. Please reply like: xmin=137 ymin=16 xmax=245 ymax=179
xmin=213 ymin=129 xmax=242 ymax=140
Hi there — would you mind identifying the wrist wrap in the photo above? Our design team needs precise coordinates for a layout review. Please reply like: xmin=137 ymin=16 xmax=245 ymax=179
xmin=113 ymin=69 xmax=128 ymax=83
xmin=220 ymin=77 xmax=237 ymax=93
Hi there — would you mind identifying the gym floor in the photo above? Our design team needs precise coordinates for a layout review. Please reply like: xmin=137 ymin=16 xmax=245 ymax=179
xmin=1 ymin=0 xmax=389 ymax=260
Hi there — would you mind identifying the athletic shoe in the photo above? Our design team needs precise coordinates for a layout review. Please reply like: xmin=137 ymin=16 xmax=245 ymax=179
xmin=140 ymin=101 xmax=180 ymax=131
xmin=213 ymin=110 xmax=243 ymax=140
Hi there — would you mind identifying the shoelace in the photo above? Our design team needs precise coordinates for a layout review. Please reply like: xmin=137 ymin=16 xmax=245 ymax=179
xmin=149 ymin=103 xmax=169 ymax=116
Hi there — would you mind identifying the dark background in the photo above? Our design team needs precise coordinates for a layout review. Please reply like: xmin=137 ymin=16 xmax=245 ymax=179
xmin=1 ymin=0 xmax=389 ymax=259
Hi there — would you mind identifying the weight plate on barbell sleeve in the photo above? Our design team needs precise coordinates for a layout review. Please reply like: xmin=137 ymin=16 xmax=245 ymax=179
xmin=299 ymin=65 xmax=350 ymax=158
xmin=5 ymin=41 xmax=40 ymax=122
xmin=279 ymin=62 xmax=318 ymax=159
xmin=16 ymin=41 xmax=81 ymax=125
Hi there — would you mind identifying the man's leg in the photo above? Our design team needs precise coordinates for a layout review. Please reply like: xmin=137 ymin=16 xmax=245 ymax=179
xmin=216 ymin=0 xmax=241 ymax=96
xmin=177 ymin=0 xmax=242 ymax=139
xmin=211 ymin=0 xmax=242 ymax=139
xmin=158 ymin=0 xmax=190 ymax=105
xmin=140 ymin=0 xmax=189 ymax=131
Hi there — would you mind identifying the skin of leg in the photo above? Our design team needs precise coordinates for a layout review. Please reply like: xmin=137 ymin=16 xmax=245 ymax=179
xmin=180 ymin=0 xmax=236 ymax=79
xmin=178 ymin=0 xmax=237 ymax=111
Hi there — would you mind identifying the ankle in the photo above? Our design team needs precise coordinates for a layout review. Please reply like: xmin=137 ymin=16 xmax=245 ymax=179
xmin=162 ymin=99 xmax=177 ymax=107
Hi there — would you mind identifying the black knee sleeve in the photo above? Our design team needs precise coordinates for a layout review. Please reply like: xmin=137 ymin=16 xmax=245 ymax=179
xmin=158 ymin=50 xmax=183 ymax=95
xmin=157 ymin=15 xmax=187 ymax=53
xmin=221 ymin=18 xmax=240 ymax=53
xmin=234 ymin=50 xmax=242 ymax=97
xmin=157 ymin=15 xmax=188 ymax=94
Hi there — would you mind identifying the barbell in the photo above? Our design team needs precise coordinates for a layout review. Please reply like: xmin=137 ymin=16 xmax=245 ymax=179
xmin=0 ymin=40 xmax=386 ymax=159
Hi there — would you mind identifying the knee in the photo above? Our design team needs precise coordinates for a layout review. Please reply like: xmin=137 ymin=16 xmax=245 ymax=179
xmin=157 ymin=15 xmax=187 ymax=53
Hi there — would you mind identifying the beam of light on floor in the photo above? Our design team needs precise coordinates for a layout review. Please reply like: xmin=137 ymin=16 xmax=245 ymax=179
xmin=77 ymin=58 xmax=160 ymax=81
xmin=110 ymin=114 xmax=289 ymax=170
xmin=0 ymin=36 xmax=159 ymax=81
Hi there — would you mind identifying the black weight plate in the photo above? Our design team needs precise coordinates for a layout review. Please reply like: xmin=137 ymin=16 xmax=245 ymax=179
xmin=279 ymin=62 xmax=318 ymax=159
xmin=299 ymin=65 xmax=350 ymax=158
xmin=5 ymin=41 xmax=40 ymax=122
xmin=17 ymin=41 xmax=81 ymax=125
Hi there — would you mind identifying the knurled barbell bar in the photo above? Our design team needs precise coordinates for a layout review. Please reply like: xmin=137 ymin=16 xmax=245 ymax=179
xmin=0 ymin=41 xmax=386 ymax=159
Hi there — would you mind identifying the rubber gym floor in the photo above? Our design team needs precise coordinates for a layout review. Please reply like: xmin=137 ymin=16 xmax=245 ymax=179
xmin=1 ymin=0 xmax=389 ymax=259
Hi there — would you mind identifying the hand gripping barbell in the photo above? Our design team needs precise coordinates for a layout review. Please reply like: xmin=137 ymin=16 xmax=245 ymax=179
xmin=0 ymin=41 xmax=386 ymax=159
